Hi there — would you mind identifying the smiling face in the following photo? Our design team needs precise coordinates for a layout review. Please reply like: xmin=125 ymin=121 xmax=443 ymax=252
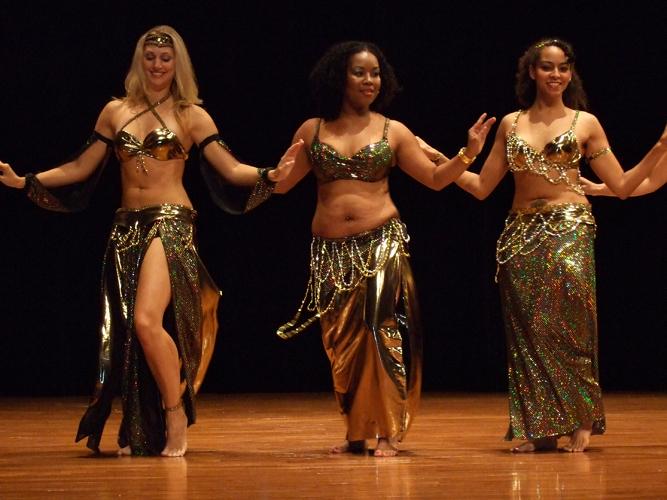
xmin=530 ymin=45 xmax=572 ymax=99
xmin=142 ymin=45 xmax=176 ymax=93
xmin=343 ymin=50 xmax=381 ymax=109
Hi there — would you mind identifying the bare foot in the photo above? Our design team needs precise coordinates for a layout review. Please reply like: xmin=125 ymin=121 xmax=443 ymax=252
xmin=329 ymin=440 xmax=366 ymax=454
xmin=161 ymin=401 xmax=187 ymax=457
xmin=117 ymin=446 xmax=132 ymax=456
xmin=563 ymin=427 xmax=591 ymax=452
xmin=374 ymin=438 xmax=398 ymax=457
xmin=511 ymin=436 xmax=558 ymax=453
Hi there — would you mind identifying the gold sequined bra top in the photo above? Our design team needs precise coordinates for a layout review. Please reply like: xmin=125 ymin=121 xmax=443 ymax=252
xmin=506 ymin=110 xmax=583 ymax=194
xmin=309 ymin=118 xmax=393 ymax=184
xmin=115 ymin=98 xmax=187 ymax=174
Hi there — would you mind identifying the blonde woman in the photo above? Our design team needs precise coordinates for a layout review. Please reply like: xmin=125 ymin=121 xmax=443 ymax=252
xmin=0 ymin=25 xmax=300 ymax=457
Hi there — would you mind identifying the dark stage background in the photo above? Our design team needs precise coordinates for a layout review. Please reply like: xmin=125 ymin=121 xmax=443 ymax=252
xmin=0 ymin=1 xmax=664 ymax=397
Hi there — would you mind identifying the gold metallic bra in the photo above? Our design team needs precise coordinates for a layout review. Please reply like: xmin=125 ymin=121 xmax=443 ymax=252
xmin=506 ymin=110 xmax=583 ymax=195
xmin=309 ymin=117 xmax=393 ymax=184
xmin=114 ymin=96 xmax=187 ymax=174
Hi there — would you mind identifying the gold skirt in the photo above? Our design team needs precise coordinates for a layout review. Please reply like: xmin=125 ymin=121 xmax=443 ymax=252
xmin=279 ymin=219 xmax=422 ymax=442
xmin=76 ymin=204 xmax=220 ymax=455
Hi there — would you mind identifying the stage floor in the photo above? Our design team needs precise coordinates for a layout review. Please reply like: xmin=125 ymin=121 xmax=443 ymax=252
xmin=0 ymin=393 xmax=665 ymax=498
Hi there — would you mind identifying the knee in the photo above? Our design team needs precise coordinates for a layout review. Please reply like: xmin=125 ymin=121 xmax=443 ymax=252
xmin=134 ymin=309 xmax=162 ymax=346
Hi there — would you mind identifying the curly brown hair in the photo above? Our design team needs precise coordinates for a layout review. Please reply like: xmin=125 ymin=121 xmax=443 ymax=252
xmin=515 ymin=38 xmax=588 ymax=111
xmin=309 ymin=41 xmax=401 ymax=121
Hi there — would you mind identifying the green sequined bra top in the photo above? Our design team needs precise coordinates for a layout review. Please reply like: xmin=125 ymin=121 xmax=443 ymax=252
xmin=506 ymin=110 xmax=584 ymax=195
xmin=309 ymin=117 xmax=393 ymax=184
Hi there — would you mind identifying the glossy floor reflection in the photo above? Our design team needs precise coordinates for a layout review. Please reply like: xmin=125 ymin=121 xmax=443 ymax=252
xmin=0 ymin=393 xmax=665 ymax=498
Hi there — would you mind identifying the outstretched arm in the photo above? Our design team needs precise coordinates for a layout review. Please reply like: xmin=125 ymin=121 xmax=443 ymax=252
xmin=191 ymin=106 xmax=302 ymax=186
xmin=582 ymin=149 xmax=667 ymax=196
xmin=419 ymin=113 xmax=511 ymax=200
xmin=395 ymin=113 xmax=496 ymax=190
xmin=583 ymin=117 xmax=667 ymax=199
xmin=273 ymin=119 xmax=317 ymax=194
xmin=0 ymin=103 xmax=116 ymax=189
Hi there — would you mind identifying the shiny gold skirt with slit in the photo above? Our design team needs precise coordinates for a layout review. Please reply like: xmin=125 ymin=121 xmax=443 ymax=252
xmin=76 ymin=204 xmax=220 ymax=455
xmin=496 ymin=203 xmax=605 ymax=441
xmin=278 ymin=218 xmax=422 ymax=442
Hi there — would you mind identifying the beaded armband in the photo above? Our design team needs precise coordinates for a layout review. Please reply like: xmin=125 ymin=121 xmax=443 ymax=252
xmin=24 ymin=173 xmax=69 ymax=212
xmin=245 ymin=168 xmax=276 ymax=212
xmin=587 ymin=147 xmax=611 ymax=162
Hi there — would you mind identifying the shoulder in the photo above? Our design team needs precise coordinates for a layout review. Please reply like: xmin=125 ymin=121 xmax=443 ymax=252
xmin=573 ymin=110 xmax=605 ymax=139
xmin=498 ymin=112 xmax=519 ymax=132
xmin=576 ymin=110 xmax=601 ymax=127
xmin=182 ymin=103 xmax=214 ymax=123
xmin=294 ymin=117 xmax=321 ymax=140
xmin=384 ymin=117 xmax=411 ymax=137
xmin=98 ymin=99 xmax=124 ymax=119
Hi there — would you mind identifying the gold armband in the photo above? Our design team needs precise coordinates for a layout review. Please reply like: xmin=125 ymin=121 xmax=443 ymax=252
xmin=457 ymin=147 xmax=476 ymax=165
xmin=587 ymin=147 xmax=611 ymax=162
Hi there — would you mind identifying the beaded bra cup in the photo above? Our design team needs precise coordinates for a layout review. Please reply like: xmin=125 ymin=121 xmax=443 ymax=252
xmin=506 ymin=110 xmax=584 ymax=195
xmin=309 ymin=117 xmax=393 ymax=184
xmin=115 ymin=99 xmax=187 ymax=173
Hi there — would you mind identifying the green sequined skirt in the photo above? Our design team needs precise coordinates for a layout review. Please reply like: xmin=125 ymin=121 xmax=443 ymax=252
xmin=76 ymin=204 xmax=220 ymax=455
xmin=497 ymin=203 xmax=605 ymax=441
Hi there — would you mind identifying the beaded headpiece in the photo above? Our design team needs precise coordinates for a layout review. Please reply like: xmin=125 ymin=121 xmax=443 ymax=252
xmin=534 ymin=39 xmax=560 ymax=50
xmin=144 ymin=31 xmax=174 ymax=48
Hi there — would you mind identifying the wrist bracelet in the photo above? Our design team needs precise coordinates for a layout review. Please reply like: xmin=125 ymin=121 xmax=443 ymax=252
xmin=257 ymin=167 xmax=277 ymax=184
xmin=457 ymin=147 xmax=476 ymax=165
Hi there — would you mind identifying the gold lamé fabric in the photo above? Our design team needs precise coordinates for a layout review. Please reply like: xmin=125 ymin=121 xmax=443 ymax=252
xmin=496 ymin=203 xmax=605 ymax=441
xmin=114 ymin=103 xmax=187 ymax=175
xmin=279 ymin=219 xmax=422 ymax=442
xmin=309 ymin=118 xmax=393 ymax=184
xmin=506 ymin=110 xmax=584 ymax=194
xmin=76 ymin=204 xmax=220 ymax=455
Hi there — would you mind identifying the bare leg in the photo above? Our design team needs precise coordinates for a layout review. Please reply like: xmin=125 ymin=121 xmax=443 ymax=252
xmin=330 ymin=440 xmax=366 ymax=454
xmin=511 ymin=436 xmax=558 ymax=453
xmin=134 ymin=238 xmax=187 ymax=457
xmin=563 ymin=422 xmax=593 ymax=452
xmin=374 ymin=437 xmax=398 ymax=457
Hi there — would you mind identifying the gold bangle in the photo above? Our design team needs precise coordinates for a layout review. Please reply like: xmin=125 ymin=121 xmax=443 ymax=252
xmin=457 ymin=147 xmax=476 ymax=165
xmin=587 ymin=147 xmax=611 ymax=162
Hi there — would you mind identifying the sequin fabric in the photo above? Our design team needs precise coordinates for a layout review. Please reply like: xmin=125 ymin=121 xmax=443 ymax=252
xmin=506 ymin=110 xmax=584 ymax=195
xmin=278 ymin=219 xmax=422 ymax=442
xmin=309 ymin=118 xmax=393 ymax=184
xmin=76 ymin=204 xmax=220 ymax=455
xmin=497 ymin=203 xmax=605 ymax=441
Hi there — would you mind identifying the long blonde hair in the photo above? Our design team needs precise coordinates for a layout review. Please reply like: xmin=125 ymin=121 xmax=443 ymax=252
xmin=123 ymin=25 xmax=202 ymax=112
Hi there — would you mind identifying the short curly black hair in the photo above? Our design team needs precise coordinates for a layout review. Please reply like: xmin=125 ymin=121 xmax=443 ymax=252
xmin=309 ymin=41 xmax=401 ymax=121
xmin=515 ymin=38 xmax=588 ymax=111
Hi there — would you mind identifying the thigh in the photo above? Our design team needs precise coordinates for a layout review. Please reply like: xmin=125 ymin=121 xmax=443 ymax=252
xmin=135 ymin=237 xmax=172 ymax=320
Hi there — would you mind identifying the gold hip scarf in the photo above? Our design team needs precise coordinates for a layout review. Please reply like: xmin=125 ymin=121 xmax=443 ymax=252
xmin=278 ymin=218 xmax=422 ymax=441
